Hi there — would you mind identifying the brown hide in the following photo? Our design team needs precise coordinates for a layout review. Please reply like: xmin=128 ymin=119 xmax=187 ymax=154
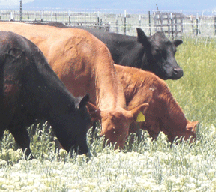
xmin=0 ymin=22 xmax=148 ymax=147
xmin=114 ymin=64 xmax=197 ymax=143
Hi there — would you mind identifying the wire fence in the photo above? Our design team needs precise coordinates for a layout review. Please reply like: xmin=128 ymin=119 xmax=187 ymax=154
xmin=1 ymin=9 xmax=216 ymax=38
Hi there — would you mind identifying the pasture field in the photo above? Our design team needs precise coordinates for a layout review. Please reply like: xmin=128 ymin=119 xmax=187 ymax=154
xmin=0 ymin=36 xmax=216 ymax=191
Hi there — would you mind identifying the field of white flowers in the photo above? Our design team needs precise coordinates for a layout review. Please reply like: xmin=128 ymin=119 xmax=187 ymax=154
xmin=0 ymin=36 xmax=216 ymax=191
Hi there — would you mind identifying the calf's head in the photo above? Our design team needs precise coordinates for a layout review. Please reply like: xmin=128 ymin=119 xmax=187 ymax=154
xmin=87 ymin=103 xmax=149 ymax=148
xmin=136 ymin=28 xmax=183 ymax=80
xmin=167 ymin=120 xmax=198 ymax=143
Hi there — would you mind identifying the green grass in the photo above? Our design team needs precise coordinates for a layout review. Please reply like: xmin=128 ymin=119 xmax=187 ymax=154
xmin=168 ymin=37 xmax=216 ymax=127
xmin=0 ymin=37 xmax=216 ymax=191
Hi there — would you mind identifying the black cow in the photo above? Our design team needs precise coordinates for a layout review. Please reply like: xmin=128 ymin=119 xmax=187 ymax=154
xmin=31 ymin=22 xmax=183 ymax=80
xmin=84 ymin=28 xmax=184 ymax=80
xmin=0 ymin=31 xmax=91 ymax=159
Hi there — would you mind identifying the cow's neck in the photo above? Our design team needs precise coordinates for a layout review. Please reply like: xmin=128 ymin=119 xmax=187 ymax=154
xmin=112 ymin=38 xmax=138 ymax=65
xmin=157 ymin=86 xmax=188 ymax=133
xmin=93 ymin=53 xmax=126 ymax=111
xmin=110 ymin=35 xmax=146 ymax=69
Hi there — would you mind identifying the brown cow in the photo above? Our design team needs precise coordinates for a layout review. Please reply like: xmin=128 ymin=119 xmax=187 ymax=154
xmin=0 ymin=22 xmax=148 ymax=148
xmin=114 ymin=64 xmax=198 ymax=143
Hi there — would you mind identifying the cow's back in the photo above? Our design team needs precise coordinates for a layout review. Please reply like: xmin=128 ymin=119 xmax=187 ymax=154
xmin=0 ymin=23 xmax=112 ymax=102
xmin=30 ymin=22 xmax=139 ymax=65
xmin=70 ymin=27 xmax=138 ymax=65
xmin=114 ymin=64 xmax=166 ymax=108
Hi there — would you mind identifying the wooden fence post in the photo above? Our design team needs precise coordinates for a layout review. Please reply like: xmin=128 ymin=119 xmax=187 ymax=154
xmin=68 ymin=10 xmax=71 ymax=25
xmin=19 ymin=0 xmax=22 ymax=22
xmin=124 ymin=10 xmax=127 ymax=35
xmin=55 ymin=13 xmax=57 ymax=22
xmin=148 ymin=11 xmax=151 ymax=35
xmin=214 ymin=16 xmax=216 ymax=35
xmin=10 ymin=12 xmax=14 ymax=21
xmin=170 ymin=13 xmax=174 ymax=39
xmin=97 ymin=11 xmax=100 ymax=25
xmin=40 ymin=10 xmax=43 ymax=22
xmin=175 ymin=14 xmax=178 ymax=37
xmin=196 ymin=13 xmax=199 ymax=36
xmin=181 ymin=14 xmax=183 ymax=34
xmin=115 ymin=14 xmax=118 ymax=33
xmin=139 ymin=15 xmax=141 ymax=27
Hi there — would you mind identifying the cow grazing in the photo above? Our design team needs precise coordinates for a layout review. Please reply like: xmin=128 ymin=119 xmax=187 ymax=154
xmin=0 ymin=22 xmax=148 ymax=148
xmin=31 ymin=22 xmax=183 ymax=80
xmin=0 ymin=31 xmax=91 ymax=159
xmin=114 ymin=64 xmax=197 ymax=143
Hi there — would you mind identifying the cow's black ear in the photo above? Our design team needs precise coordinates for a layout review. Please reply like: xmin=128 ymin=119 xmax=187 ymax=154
xmin=136 ymin=28 xmax=149 ymax=45
xmin=79 ymin=94 xmax=89 ymax=109
xmin=173 ymin=40 xmax=183 ymax=47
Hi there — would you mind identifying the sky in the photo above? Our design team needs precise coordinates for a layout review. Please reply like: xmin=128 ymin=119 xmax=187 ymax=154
xmin=0 ymin=0 xmax=215 ymax=13
xmin=0 ymin=0 xmax=33 ymax=6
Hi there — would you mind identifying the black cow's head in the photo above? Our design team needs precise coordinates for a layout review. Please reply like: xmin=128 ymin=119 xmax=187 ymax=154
xmin=136 ymin=28 xmax=183 ymax=80
xmin=51 ymin=94 xmax=91 ymax=156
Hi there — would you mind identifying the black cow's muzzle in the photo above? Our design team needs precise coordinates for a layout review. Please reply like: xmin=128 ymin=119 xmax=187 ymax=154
xmin=172 ymin=68 xmax=184 ymax=79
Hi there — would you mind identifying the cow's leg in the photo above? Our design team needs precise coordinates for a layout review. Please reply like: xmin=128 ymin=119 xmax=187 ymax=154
xmin=9 ymin=127 xmax=33 ymax=160
xmin=148 ymin=129 xmax=160 ymax=141
xmin=135 ymin=124 xmax=143 ymax=143
xmin=128 ymin=122 xmax=144 ymax=147
xmin=142 ymin=121 xmax=160 ymax=141
xmin=89 ymin=121 xmax=97 ymax=143
xmin=167 ymin=134 xmax=176 ymax=143
xmin=90 ymin=121 xmax=101 ymax=143
xmin=128 ymin=122 xmax=139 ymax=145
xmin=0 ymin=128 xmax=4 ymax=139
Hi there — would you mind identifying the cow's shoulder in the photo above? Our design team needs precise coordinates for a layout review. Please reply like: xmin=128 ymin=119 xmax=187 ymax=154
xmin=115 ymin=64 xmax=169 ymax=99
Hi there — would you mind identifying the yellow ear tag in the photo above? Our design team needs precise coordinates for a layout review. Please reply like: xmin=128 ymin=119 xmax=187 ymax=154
xmin=136 ymin=112 xmax=145 ymax=122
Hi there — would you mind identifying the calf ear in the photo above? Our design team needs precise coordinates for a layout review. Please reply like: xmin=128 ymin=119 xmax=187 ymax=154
xmin=187 ymin=121 xmax=199 ymax=131
xmin=136 ymin=28 xmax=149 ymax=46
xmin=78 ymin=94 xmax=89 ymax=109
xmin=173 ymin=40 xmax=183 ymax=47
xmin=130 ymin=103 xmax=149 ymax=121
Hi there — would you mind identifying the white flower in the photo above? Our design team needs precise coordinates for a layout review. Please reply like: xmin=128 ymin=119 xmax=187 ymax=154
xmin=186 ymin=183 xmax=196 ymax=188
xmin=0 ymin=160 xmax=7 ymax=166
